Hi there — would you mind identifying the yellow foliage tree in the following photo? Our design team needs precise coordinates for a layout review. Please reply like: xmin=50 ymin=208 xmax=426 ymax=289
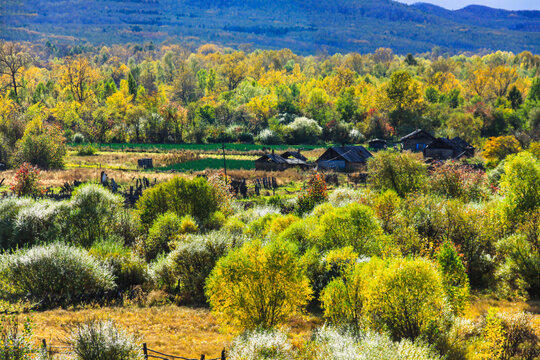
xmin=206 ymin=239 xmax=312 ymax=330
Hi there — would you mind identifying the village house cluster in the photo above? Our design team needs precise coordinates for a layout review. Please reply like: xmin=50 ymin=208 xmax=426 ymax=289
xmin=255 ymin=129 xmax=475 ymax=172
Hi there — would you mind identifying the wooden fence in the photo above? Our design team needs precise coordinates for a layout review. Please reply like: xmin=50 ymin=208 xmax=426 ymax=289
xmin=41 ymin=340 xmax=227 ymax=360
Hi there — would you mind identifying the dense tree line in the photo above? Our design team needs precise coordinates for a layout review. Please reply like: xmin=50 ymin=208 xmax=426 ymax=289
xmin=1 ymin=40 xmax=540 ymax=167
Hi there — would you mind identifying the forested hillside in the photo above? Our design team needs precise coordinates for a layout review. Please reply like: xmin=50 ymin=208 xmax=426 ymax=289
xmin=1 ymin=0 xmax=540 ymax=54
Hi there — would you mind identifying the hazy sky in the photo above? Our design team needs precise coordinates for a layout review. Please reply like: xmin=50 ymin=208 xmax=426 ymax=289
xmin=397 ymin=0 xmax=539 ymax=10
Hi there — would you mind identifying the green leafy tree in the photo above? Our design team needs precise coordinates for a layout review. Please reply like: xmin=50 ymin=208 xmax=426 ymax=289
xmin=367 ymin=150 xmax=427 ymax=197
xmin=500 ymin=151 xmax=540 ymax=221
xmin=137 ymin=176 xmax=218 ymax=230
xmin=437 ymin=242 xmax=469 ymax=315
xmin=507 ymin=85 xmax=523 ymax=110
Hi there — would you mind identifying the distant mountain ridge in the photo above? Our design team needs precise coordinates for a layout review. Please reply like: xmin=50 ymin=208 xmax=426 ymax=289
xmin=1 ymin=0 xmax=539 ymax=54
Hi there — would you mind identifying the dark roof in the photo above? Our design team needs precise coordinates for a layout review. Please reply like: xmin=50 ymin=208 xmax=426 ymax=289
xmin=426 ymin=137 xmax=475 ymax=152
xmin=255 ymin=153 xmax=288 ymax=164
xmin=451 ymin=137 xmax=474 ymax=150
xmin=368 ymin=139 xmax=387 ymax=144
xmin=281 ymin=151 xmax=307 ymax=161
xmin=400 ymin=129 xmax=436 ymax=142
xmin=318 ymin=146 xmax=372 ymax=163
xmin=426 ymin=137 xmax=458 ymax=150
xmin=255 ymin=153 xmax=308 ymax=165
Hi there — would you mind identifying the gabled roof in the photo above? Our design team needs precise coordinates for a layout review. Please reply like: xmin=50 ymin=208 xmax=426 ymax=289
xmin=400 ymin=129 xmax=436 ymax=142
xmin=281 ymin=151 xmax=307 ymax=161
xmin=426 ymin=137 xmax=475 ymax=152
xmin=368 ymin=138 xmax=387 ymax=144
xmin=255 ymin=153 xmax=289 ymax=164
xmin=255 ymin=153 xmax=308 ymax=165
xmin=426 ymin=137 xmax=458 ymax=150
xmin=318 ymin=146 xmax=372 ymax=163
xmin=451 ymin=137 xmax=475 ymax=150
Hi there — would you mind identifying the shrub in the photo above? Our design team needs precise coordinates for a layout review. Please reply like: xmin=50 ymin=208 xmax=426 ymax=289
xmin=476 ymin=309 xmax=540 ymax=360
xmin=0 ymin=197 xmax=35 ymax=249
xmin=367 ymin=150 xmax=427 ymax=197
xmin=436 ymin=242 xmax=469 ymax=315
xmin=295 ymin=174 xmax=328 ymax=216
xmin=153 ymin=231 xmax=235 ymax=304
xmin=285 ymin=116 xmax=322 ymax=144
xmin=318 ymin=203 xmax=386 ymax=255
xmin=137 ymin=176 xmax=218 ymax=229
xmin=257 ymin=129 xmax=281 ymax=145
xmin=429 ymin=162 xmax=488 ymax=201
xmin=207 ymin=172 xmax=234 ymax=216
xmin=76 ymin=144 xmax=98 ymax=156
xmin=496 ymin=233 xmax=540 ymax=297
xmin=13 ymin=130 xmax=66 ymax=170
xmin=10 ymin=162 xmax=44 ymax=196
xmin=276 ymin=218 xmax=319 ymax=253
xmin=483 ymin=135 xmax=521 ymax=167
xmin=72 ymin=132 xmax=85 ymax=144
xmin=328 ymin=187 xmax=364 ymax=207
xmin=144 ymin=212 xmax=183 ymax=261
xmin=320 ymin=256 xmax=383 ymax=328
xmin=69 ymin=320 xmax=143 ymax=360
xmin=364 ymin=257 xmax=447 ymax=341
xmin=66 ymin=184 xmax=125 ymax=247
xmin=0 ymin=315 xmax=35 ymax=360
xmin=306 ymin=326 xmax=442 ymax=360
xmin=206 ymin=239 xmax=312 ymax=329
xmin=0 ymin=243 xmax=115 ymax=304
xmin=228 ymin=330 xmax=294 ymax=360
xmin=89 ymin=238 xmax=148 ymax=291
xmin=500 ymin=152 xmax=540 ymax=223
xmin=13 ymin=199 xmax=64 ymax=247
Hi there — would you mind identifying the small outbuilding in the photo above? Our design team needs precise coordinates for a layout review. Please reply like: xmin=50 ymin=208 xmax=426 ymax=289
xmin=316 ymin=146 xmax=372 ymax=172
xmin=423 ymin=137 xmax=475 ymax=160
xmin=400 ymin=129 xmax=436 ymax=152
xmin=255 ymin=152 xmax=310 ymax=171
xmin=368 ymin=139 xmax=388 ymax=151
xmin=281 ymin=151 xmax=307 ymax=162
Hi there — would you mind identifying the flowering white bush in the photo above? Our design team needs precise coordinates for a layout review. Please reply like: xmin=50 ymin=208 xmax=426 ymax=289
xmin=310 ymin=327 xmax=441 ymax=360
xmin=328 ymin=188 xmax=364 ymax=207
xmin=286 ymin=117 xmax=322 ymax=144
xmin=257 ymin=129 xmax=281 ymax=145
xmin=0 ymin=243 xmax=115 ymax=303
xmin=69 ymin=320 xmax=143 ymax=360
xmin=228 ymin=330 xmax=295 ymax=360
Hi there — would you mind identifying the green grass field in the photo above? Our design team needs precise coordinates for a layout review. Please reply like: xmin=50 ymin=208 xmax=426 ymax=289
xmin=156 ymin=158 xmax=254 ymax=172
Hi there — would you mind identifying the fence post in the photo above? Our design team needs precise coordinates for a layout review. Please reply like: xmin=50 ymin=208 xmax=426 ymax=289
xmin=221 ymin=349 xmax=226 ymax=360
xmin=142 ymin=343 xmax=148 ymax=360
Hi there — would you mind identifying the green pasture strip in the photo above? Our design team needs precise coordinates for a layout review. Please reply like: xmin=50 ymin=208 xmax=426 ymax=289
xmin=68 ymin=143 xmax=322 ymax=152
xmin=156 ymin=158 xmax=254 ymax=172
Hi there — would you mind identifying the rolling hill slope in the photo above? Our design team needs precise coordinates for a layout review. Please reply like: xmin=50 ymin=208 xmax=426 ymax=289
xmin=1 ymin=0 xmax=539 ymax=54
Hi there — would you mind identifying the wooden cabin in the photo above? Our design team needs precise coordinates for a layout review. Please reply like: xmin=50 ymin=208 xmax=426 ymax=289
xmin=255 ymin=152 xmax=310 ymax=171
xmin=281 ymin=151 xmax=307 ymax=162
xmin=368 ymin=139 xmax=388 ymax=151
xmin=316 ymin=146 xmax=372 ymax=172
xmin=423 ymin=137 xmax=475 ymax=160
xmin=400 ymin=129 xmax=436 ymax=152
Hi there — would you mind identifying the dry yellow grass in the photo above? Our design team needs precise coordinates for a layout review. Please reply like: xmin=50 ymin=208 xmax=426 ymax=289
xmin=23 ymin=306 xmax=322 ymax=357
xmin=0 ymin=168 xmax=181 ymax=189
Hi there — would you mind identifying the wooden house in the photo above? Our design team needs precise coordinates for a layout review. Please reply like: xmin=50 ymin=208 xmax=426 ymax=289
xmin=368 ymin=139 xmax=388 ymax=151
xmin=423 ymin=137 xmax=475 ymax=160
xmin=316 ymin=146 xmax=372 ymax=172
xmin=281 ymin=151 xmax=307 ymax=162
xmin=400 ymin=129 xmax=436 ymax=152
xmin=255 ymin=152 xmax=310 ymax=171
